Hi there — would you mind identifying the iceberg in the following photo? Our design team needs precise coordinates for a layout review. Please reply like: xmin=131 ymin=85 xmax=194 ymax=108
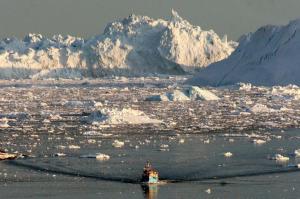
xmin=188 ymin=19 xmax=300 ymax=86
xmin=0 ymin=10 xmax=236 ymax=79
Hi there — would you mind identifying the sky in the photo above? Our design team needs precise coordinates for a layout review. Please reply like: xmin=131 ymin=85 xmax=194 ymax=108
xmin=0 ymin=0 xmax=299 ymax=40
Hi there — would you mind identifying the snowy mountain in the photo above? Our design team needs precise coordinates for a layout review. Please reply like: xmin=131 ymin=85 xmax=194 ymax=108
xmin=0 ymin=10 xmax=236 ymax=79
xmin=188 ymin=18 xmax=300 ymax=86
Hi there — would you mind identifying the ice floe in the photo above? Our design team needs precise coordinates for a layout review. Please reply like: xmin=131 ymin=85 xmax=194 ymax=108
xmin=146 ymin=86 xmax=219 ymax=102
xmin=252 ymin=139 xmax=266 ymax=145
xmin=81 ymin=108 xmax=162 ymax=125
xmin=272 ymin=154 xmax=289 ymax=162
xmin=294 ymin=149 xmax=300 ymax=157
xmin=224 ymin=152 xmax=233 ymax=157
xmin=0 ymin=118 xmax=10 ymax=128
xmin=54 ymin=153 xmax=66 ymax=157
xmin=80 ymin=153 xmax=110 ymax=161
xmin=68 ymin=145 xmax=81 ymax=149
xmin=249 ymin=104 xmax=276 ymax=114
xmin=112 ymin=140 xmax=125 ymax=148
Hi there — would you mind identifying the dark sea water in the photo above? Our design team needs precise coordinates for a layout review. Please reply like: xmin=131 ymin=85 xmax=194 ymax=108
xmin=1 ymin=129 xmax=300 ymax=199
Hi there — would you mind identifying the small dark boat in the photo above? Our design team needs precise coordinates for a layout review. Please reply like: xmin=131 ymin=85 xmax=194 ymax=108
xmin=141 ymin=161 xmax=159 ymax=184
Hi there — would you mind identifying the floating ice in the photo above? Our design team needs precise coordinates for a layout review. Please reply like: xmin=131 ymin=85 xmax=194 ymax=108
xmin=179 ymin=139 xmax=185 ymax=144
xmin=249 ymin=104 xmax=276 ymax=113
xmin=272 ymin=154 xmax=289 ymax=161
xmin=205 ymin=188 xmax=212 ymax=194
xmin=112 ymin=140 xmax=125 ymax=148
xmin=224 ymin=152 xmax=233 ymax=157
xmin=0 ymin=118 xmax=10 ymax=128
xmin=294 ymin=149 xmax=300 ymax=157
xmin=252 ymin=139 xmax=266 ymax=145
xmin=63 ymin=100 xmax=95 ymax=107
xmin=68 ymin=145 xmax=81 ymax=149
xmin=82 ymin=131 xmax=113 ymax=137
xmin=49 ymin=114 xmax=62 ymax=120
xmin=238 ymin=83 xmax=253 ymax=91
xmin=81 ymin=108 xmax=162 ymax=125
xmin=54 ymin=153 xmax=66 ymax=157
xmin=160 ymin=144 xmax=169 ymax=148
xmin=271 ymin=85 xmax=300 ymax=100
xmin=146 ymin=86 xmax=219 ymax=102
xmin=80 ymin=153 xmax=110 ymax=161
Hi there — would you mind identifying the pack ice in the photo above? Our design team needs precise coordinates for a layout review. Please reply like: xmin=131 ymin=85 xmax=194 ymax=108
xmin=0 ymin=10 xmax=236 ymax=79
xmin=188 ymin=18 xmax=300 ymax=86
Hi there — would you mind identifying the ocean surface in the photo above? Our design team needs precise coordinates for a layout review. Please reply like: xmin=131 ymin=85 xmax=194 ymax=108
xmin=0 ymin=78 xmax=300 ymax=198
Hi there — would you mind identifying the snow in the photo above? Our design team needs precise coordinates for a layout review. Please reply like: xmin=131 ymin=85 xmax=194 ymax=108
xmin=81 ymin=108 xmax=162 ymax=125
xmin=187 ymin=18 xmax=300 ymax=86
xmin=0 ymin=10 xmax=236 ymax=79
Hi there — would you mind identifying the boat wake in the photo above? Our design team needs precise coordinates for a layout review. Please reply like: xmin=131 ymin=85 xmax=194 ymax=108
xmin=6 ymin=159 xmax=300 ymax=185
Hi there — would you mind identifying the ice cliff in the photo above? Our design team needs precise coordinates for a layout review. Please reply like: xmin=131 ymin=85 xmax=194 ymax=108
xmin=188 ymin=18 xmax=300 ymax=86
xmin=0 ymin=10 xmax=236 ymax=79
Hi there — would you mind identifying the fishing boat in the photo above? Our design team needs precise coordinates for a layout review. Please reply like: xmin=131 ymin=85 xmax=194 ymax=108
xmin=141 ymin=161 xmax=159 ymax=184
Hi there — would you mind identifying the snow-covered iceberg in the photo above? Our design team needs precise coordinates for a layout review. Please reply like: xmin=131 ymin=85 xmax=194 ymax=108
xmin=0 ymin=10 xmax=236 ymax=79
xmin=188 ymin=18 xmax=300 ymax=86
xmin=146 ymin=86 xmax=219 ymax=101
xmin=81 ymin=108 xmax=162 ymax=125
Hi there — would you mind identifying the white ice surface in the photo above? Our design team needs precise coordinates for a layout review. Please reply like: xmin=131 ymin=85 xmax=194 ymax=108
xmin=188 ymin=19 xmax=300 ymax=86
xmin=0 ymin=10 xmax=236 ymax=79
xmin=81 ymin=108 xmax=162 ymax=125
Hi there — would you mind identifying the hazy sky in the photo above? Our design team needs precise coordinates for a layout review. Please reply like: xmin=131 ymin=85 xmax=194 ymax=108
xmin=0 ymin=0 xmax=299 ymax=40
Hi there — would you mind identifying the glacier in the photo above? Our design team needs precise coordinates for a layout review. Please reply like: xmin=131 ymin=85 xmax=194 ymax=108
xmin=188 ymin=18 xmax=300 ymax=86
xmin=0 ymin=10 xmax=236 ymax=79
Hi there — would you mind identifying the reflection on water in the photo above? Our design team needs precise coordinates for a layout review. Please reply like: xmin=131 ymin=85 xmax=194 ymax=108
xmin=141 ymin=184 xmax=158 ymax=199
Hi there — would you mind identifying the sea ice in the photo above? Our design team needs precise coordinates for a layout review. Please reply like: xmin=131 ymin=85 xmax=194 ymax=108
xmin=224 ymin=152 xmax=233 ymax=157
xmin=146 ymin=86 xmax=219 ymax=102
xmin=252 ymin=139 xmax=266 ymax=145
xmin=112 ymin=140 xmax=125 ymax=148
xmin=294 ymin=149 xmax=300 ymax=157
xmin=80 ymin=153 xmax=110 ymax=161
xmin=272 ymin=154 xmax=289 ymax=161
xmin=81 ymin=108 xmax=162 ymax=125
xmin=0 ymin=118 xmax=10 ymax=128
xmin=68 ymin=145 xmax=81 ymax=149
